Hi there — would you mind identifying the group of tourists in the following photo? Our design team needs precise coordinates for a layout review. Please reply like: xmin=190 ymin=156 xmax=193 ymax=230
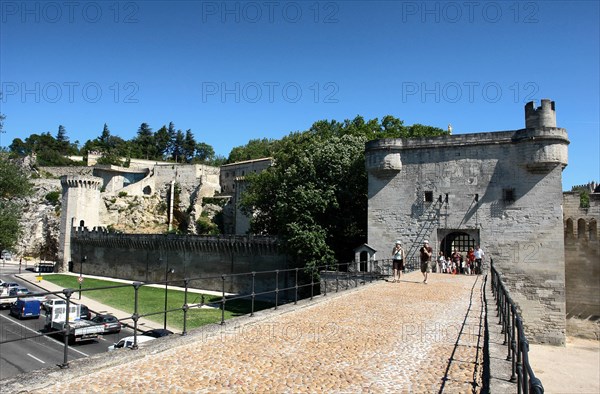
xmin=391 ymin=240 xmax=485 ymax=284
xmin=436 ymin=247 xmax=484 ymax=275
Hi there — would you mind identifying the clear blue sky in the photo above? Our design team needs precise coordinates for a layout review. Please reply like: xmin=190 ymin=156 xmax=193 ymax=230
xmin=1 ymin=0 xmax=598 ymax=190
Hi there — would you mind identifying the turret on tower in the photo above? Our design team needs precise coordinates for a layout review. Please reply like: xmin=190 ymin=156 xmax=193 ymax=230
xmin=525 ymin=99 xmax=557 ymax=129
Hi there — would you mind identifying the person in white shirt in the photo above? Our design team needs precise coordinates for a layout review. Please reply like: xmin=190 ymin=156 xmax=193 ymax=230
xmin=474 ymin=245 xmax=485 ymax=275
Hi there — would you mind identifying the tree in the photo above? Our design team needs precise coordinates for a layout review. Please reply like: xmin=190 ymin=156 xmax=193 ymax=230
xmin=194 ymin=142 xmax=215 ymax=163
xmin=99 ymin=123 xmax=111 ymax=149
xmin=228 ymin=138 xmax=276 ymax=163
xmin=154 ymin=126 xmax=171 ymax=160
xmin=240 ymin=115 xmax=446 ymax=270
xmin=183 ymin=129 xmax=196 ymax=163
xmin=132 ymin=123 xmax=155 ymax=159
xmin=171 ymin=130 xmax=185 ymax=162
xmin=0 ymin=153 xmax=33 ymax=252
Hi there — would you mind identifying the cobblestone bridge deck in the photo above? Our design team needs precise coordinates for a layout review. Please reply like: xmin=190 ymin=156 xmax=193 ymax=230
xmin=10 ymin=272 xmax=488 ymax=393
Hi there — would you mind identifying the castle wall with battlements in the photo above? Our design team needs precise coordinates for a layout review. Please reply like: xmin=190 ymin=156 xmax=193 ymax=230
xmin=70 ymin=230 xmax=292 ymax=297
xmin=366 ymin=100 xmax=569 ymax=345
xmin=563 ymin=190 xmax=600 ymax=339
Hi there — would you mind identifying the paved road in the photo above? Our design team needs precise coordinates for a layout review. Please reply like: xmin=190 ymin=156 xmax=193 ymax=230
xmin=0 ymin=267 xmax=134 ymax=380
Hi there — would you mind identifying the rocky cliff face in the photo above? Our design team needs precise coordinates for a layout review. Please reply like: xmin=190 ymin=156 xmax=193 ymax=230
xmin=15 ymin=165 xmax=222 ymax=260
xmin=15 ymin=178 xmax=62 ymax=259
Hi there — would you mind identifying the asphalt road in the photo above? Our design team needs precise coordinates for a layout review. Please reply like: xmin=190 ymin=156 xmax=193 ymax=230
xmin=0 ymin=265 xmax=133 ymax=380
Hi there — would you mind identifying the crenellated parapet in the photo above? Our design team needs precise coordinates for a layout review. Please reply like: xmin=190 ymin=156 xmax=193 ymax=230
xmin=72 ymin=229 xmax=282 ymax=255
xmin=525 ymin=99 xmax=556 ymax=129
xmin=60 ymin=175 xmax=103 ymax=190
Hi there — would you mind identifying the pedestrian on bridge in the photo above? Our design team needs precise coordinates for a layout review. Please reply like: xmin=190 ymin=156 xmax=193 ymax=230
xmin=391 ymin=240 xmax=404 ymax=283
xmin=420 ymin=240 xmax=433 ymax=284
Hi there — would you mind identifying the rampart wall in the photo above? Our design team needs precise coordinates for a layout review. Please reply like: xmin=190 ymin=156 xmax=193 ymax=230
xmin=563 ymin=191 xmax=600 ymax=339
xmin=70 ymin=230 xmax=293 ymax=298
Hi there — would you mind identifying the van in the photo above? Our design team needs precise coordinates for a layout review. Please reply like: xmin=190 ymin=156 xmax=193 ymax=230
xmin=108 ymin=335 xmax=155 ymax=351
xmin=10 ymin=298 xmax=41 ymax=319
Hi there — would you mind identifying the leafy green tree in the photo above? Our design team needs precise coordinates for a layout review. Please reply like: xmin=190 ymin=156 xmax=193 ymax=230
xmin=0 ymin=152 xmax=33 ymax=252
xmin=194 ymin=142 xmax=215 ymax=163
xmin=228 ymin=138 xmax=276 ymax=163
xmin=240 ymin=115 xmax=446 ymax=270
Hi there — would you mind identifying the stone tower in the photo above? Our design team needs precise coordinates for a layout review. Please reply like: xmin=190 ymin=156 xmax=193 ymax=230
xmin=57 ymin=175 xmax=103 ymax=272
xmin=525 ymin=98 xmax=557 ymax=129
xmin=366 ymin=99 xmax=569 ymax=344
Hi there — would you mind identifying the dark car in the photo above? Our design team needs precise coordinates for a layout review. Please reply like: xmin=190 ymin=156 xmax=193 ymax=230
xmin=142 ymin=329 xmax=173 ymax=338
xmin=79 ymin=304 xmax=91 ymax=320
xmin=91 ymin=314 xmax=122 ymax=334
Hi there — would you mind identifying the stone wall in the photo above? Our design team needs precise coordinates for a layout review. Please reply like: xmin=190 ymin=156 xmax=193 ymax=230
xmin=366 ymin=101 xmax=569 ymax=345
xmin=220 ymin=158 xmax=272 ymax=234
xmin=70 ymin=230 xmax=294 ymax=299
xmin=40 ymin=166 xmax=93 ymax=177
xmin=563 ymin=191 xmax=600 ymax=339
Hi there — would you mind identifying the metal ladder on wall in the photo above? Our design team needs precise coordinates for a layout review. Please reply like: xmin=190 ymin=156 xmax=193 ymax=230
xmin=405 ymin=200 xmax=442 ymax=262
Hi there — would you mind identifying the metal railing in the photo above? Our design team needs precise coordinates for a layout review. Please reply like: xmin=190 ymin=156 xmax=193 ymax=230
xmin=490 ymin=260 xmax=544 ymax=394
xmin=1 ymin=260 xmax=394 ymax=369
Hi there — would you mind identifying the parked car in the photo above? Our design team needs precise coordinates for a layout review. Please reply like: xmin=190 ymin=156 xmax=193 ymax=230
xmin=42 ymin=298 xmax=67 ymax=311
xmin=143 ymin=329 xmax=173 ymax=338
xmin=79 ymin=304 xmax=91 ymax=320
xmin=10 ymin=298 xmax=41 ymax=319
xmin=91 ymin=314 xmax=122 ymax=334
xmin=1 ymin=282 xmax=19 ymax=289
xmin=108 ymin=335 xmax=155 ymax=351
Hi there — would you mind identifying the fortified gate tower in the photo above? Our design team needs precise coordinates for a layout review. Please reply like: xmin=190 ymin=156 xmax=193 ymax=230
xmin=366 ymin=99 xmax=569 ymax=345
xmin=57 ymin=175 xmax=103 ymax=272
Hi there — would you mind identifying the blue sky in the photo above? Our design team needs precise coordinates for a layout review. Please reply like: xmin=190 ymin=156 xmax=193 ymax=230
xmin=1 ymin=0 xmax=598 ymax=190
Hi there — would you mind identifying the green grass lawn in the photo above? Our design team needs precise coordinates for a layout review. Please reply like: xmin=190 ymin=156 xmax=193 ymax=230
xmin=42 ymin=275 xmax=274 ymax=331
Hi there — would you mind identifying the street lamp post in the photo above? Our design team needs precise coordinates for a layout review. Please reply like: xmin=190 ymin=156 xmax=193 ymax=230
xmin=79 ymin=255 xmax=87 ymax=300
xmin=164 ymin=267 xmax=174 ymax=330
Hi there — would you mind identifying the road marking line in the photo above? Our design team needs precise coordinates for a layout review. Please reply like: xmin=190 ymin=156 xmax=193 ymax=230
xmin=0 ymin=314 xmax=89 ymax=357
xmin=27 ymin=353 xmax=46 ymax=364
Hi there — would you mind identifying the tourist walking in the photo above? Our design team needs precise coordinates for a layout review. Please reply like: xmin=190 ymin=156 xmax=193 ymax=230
xmin=467 ymin=247 xmax=475 ymax=275
xmin=451 ymin=248 xmax=462 ymax=274
xmin=420 ymin=240 xmax=433 ymax=284
xmin=474 ymin=245 xmax=485 ymax=274
xmin=437 ymin=251 xmax=444 ymax=273
xmin=391 ymin=240 xmax=404 ymax=283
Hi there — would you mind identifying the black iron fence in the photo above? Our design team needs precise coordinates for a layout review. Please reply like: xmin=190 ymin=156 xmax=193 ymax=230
xmin=1 ymin=260 xmax=401 ymax=368
xmin=490 ymin=260 xmax=544 ymax=394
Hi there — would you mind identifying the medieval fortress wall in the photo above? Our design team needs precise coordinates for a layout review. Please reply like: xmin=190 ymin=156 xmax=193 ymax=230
xmin=70 ymin=230 xmax=290 ymax=296
xmin=563 ymin=189 xmax=600 ymax=338
xmin=366 ymin=100 xmax=569 ymax=345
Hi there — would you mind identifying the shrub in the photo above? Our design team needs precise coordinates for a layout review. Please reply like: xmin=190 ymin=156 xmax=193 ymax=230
xmin=118 ymin=191 xmax=128 ymax=197
xmin=45 ymin=191 xmax=61 ymax=205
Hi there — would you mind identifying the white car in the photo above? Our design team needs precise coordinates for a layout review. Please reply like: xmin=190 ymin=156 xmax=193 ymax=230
xmin=108 ymin=335 xmax=155 ymax=351
xmin=42 ymin=298 xmax=67 ymax=311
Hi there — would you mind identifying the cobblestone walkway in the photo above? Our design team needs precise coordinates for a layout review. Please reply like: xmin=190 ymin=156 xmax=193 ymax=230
xmin=37 ymin=272 xmax=485 ymax=393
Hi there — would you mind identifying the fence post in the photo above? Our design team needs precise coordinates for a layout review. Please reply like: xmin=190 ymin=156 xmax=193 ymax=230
xmin=275 ymin=270 xmax=279 ymax=310
xmin=251 ymin=272 xmax=256 ymax=316
xmin=59 ymin=288 xmax=73 ymax=369
xmin=311 ymin=268 xmax=316 ymax=300
xmin=510 ymin=304 xmax=517 ymax=382
xmin=323 ymin=268 xmax=327 ymax=297
xmin=294 ymin=268 xmax=299 ymax=305
xmin=131 ymin=282 xmax=142 ymax=349
xmin=516 ymin=317 xmax=524 ymax=393
xmin=220 ymin=275 xmax=226 ymax=325
xmin=182 ymin=278 xmax=189 ymax=336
